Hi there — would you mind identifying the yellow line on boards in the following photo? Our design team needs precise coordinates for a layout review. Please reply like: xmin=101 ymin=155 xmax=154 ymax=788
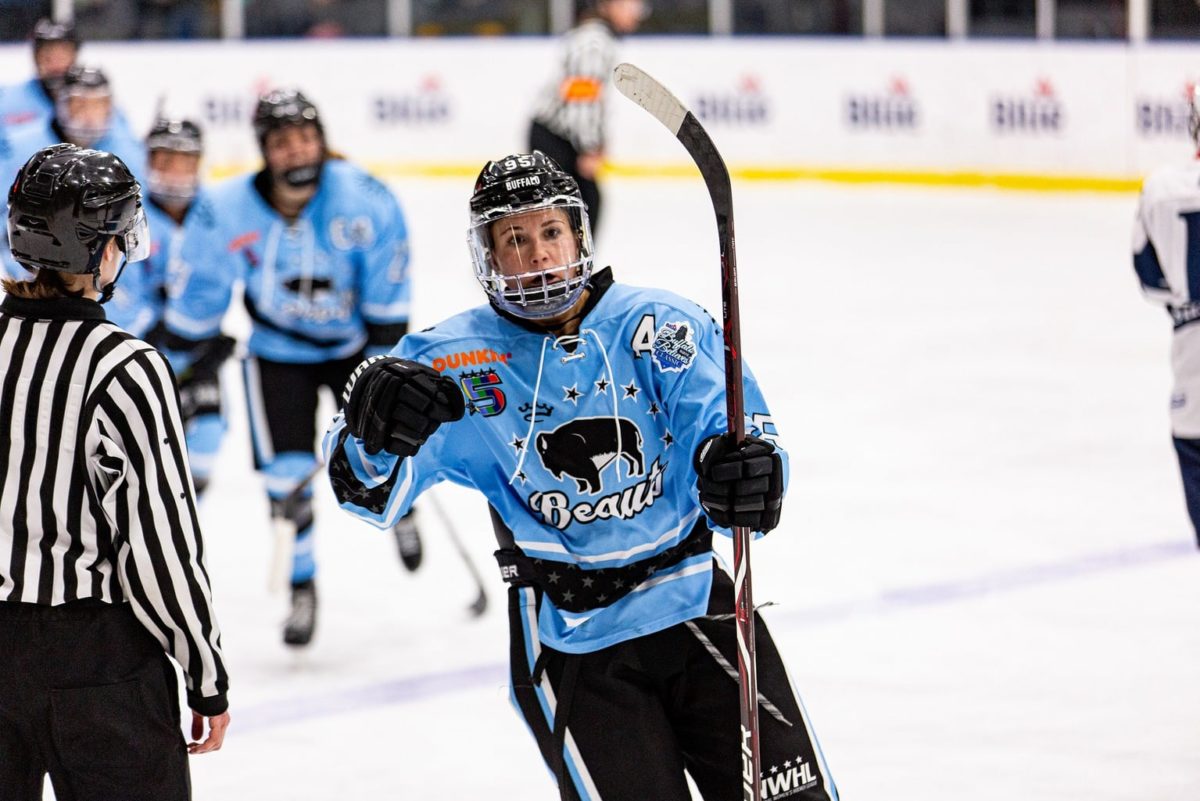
xmin=205 ymin=161 xmax=1143 ymax=194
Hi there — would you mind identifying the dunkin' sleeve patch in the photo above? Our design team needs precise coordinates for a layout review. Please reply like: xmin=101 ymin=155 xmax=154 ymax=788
xmin=651 ymin=321 xmax=697 ymax=372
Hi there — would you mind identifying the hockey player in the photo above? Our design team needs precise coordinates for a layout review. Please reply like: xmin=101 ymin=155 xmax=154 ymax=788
xmin=105 ymin=117 xmax=230 ymax=498
xmin=0 ymin=144 xmax=230 ymax=800
xmin=0 ymin=18 xmax=78 ymax=131
xmin=1 ymin=64 xmax=145 ymax=277
xmin=323 ymin=152 xmax=837 ymax=800
xmin=165 ymin=89 xmax=418 ymax=647
xmin=528 ymin=0 xmax=646 ymax=235
xmin=1133 ymin=85 xmax=1200 ymax=548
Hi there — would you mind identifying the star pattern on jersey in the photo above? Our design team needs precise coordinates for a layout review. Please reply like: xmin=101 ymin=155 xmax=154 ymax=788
xmin=661 ymin=431 xmax=674 ymax=448
xmin=510 ymin=435 xmax=526 ymax=453
xmin=521 ymin=535 xmax=714 ymax=613
xmin=515 ymin=471 xmax=528 ymax=484
xmin=647 ymin=401 xmax=661 ymax=417
xmin=594 ymin=377 xmax=610 ymax=395
xmin=622 ymin=381 xmax=640 ymax=401
xmin=563 ymin=384 xmax=582 ymax=404
xmin=770 ymin=766 xmax=780 ymax=775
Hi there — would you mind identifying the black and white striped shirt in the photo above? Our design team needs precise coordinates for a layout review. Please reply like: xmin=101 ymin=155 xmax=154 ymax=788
xmin=0 ymin=294 xmax=229 ymax=714
xmin=533 ymin=18 xmax=618 ymax=154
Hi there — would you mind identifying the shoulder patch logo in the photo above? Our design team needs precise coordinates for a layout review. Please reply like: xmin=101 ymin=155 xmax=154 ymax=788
xmin=651 ymin=321 xmax=697 ymax=373
xmin=330 ymin=216 xmax=376 ymax=250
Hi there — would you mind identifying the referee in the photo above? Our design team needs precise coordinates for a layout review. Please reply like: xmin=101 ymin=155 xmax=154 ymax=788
xmin=528 ymin=0 xmax=647 ymax=235
xmin=0 ymin=144 xmax=230 ymax=801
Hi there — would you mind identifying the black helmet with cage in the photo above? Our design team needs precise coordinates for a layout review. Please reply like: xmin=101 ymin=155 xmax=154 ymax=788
xmin=7 ymin=144 xmax=150 ymax=299
xmin=146 ymin=117 xmax=204 ymax=207
xmin=147 ymin=116 xmax=203 ymax=155
xmin=467 ymin=151 xmax=594 ymax=320
xmin=56 ymin=64 xmax=113 ymax=147
xmin=252 ymin=89 xmax=325 ymax=187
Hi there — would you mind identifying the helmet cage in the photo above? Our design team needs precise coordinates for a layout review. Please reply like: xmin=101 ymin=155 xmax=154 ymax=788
xmin=146 ymin=118 xmax=203 ymax=206
xmin=468 ymin=195 xmax=594 ymax=319
xmin=56 ymin=70 xmax=111 ymax=147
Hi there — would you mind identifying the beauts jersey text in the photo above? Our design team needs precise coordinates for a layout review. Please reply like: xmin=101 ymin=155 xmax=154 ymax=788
xmin=323 ymin=274 xmax=786 ymax=653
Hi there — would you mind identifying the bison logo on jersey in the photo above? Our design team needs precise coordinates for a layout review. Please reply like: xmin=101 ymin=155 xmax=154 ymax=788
xmin=535 ymin=416 xmax=645 ymax=495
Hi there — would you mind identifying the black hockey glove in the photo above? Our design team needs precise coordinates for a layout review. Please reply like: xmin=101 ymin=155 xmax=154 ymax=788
xmin=342 ymin=356 xmax=465 ymax=458
xmin=176 ymin=335 xmax=236 ymax=425
xmin=694 ymin=433 xmax=783 ymax=532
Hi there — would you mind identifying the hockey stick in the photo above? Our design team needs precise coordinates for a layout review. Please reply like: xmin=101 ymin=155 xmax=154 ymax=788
xmin=613 ymin=63 xmax=761 ymax=801
xmin=426 ymin=490 xmax=489 ymax=618
xmin=267 ymin=460 xmax=325 ymax=595
xmin=271 ymin=461 xmax=489 ymax=617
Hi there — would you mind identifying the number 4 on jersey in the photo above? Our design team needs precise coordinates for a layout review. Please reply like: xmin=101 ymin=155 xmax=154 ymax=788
xmin=631 ymin=314 xmax=656 ymax=358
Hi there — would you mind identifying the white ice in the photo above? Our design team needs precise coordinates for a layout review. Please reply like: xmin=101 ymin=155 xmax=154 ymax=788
xmin=53 ymin=176 xmax=1200 ymax=799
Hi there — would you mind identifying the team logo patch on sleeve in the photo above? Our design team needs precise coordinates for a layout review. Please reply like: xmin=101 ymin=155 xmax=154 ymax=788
xmin=651 ymin=322 xmax=697 ymax=373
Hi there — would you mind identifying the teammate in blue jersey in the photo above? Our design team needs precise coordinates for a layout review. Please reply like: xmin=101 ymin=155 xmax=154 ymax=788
xmin=1 ymin=64 xmax=145 ymax=278
xmin=106 ymin=117 xmax=231 ymax=498
xmin=323 ymin=152 xmax=838 ymax=800
xmin=0 ymin=18 xmax=78 ymax=132
xmin=165 ymin=89 xmax=418 ymax=647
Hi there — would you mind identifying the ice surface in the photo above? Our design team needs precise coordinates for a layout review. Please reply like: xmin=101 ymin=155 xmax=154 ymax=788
xmin=50 ymin=176 xmax=1200 ymax=799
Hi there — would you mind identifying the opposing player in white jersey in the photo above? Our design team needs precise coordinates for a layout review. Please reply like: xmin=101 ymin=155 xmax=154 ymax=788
xmin=1132 ymin=85 xmax=1200 ymax=547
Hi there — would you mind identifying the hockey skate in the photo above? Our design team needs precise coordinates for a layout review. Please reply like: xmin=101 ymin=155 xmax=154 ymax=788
xmin=392 ymin=511 xmax=423 ymax=572
xmin=283 ymin=579 xmax=317 ymax=646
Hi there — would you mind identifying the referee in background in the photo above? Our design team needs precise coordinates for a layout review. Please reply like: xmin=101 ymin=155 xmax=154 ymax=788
xmin=0 ymin=144 xmax=230 ymax=801
xmin=528 ymin=0 xmax=647 ymax=236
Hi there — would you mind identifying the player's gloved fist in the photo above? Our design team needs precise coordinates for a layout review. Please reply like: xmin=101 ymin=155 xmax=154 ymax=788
xmin=178 ymin=375 xmax=221 ymax=424
xmin=342 ymin=356 xmax=465 ymax=458
xmin=694 ymin=433 xmax=783 ymax=532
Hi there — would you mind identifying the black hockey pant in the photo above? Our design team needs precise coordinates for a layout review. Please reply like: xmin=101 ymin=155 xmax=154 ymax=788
xmin=507 ymin=563 xmax=839 ymax=801
xmin=1173 ymin=436 xmax=1200 ymax=548
xmin=529 ymin=121 xmax=603 ymax=235
xmin=0 ymin=600 xmax=191 ymax=801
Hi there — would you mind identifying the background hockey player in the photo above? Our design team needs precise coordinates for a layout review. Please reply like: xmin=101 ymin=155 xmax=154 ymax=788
xmin=164 ymin=89 xmax=418 ymax=647
xmin=323 ymin=152 xmax=838 ymax=800
xmin=1132 ymin=84 xmax=1200 ymax=548
xmin=104 ymin=116 xmax=231 ymax=498
xmin=0 ymin=18 xmax=79 ymax=131
xmin=0 ymin=144 xmax=229 ymax=800
xmin=1 ymin=64 xmax=145 ymax=277
xmin=528 ymin=0 xmax=647 ymax=235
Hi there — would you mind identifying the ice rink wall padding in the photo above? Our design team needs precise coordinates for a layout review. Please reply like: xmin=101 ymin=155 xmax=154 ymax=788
xmin=2 ymin=38 xmax=1198 ymax=190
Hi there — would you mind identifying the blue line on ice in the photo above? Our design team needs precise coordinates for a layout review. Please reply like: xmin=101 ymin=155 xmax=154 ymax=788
xmin=234 ymin=538 xmax=1194 ymax=734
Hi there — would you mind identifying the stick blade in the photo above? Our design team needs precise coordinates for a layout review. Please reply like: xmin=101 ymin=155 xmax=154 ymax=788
xmin=613 ymin=63 xmax=688 ymax=135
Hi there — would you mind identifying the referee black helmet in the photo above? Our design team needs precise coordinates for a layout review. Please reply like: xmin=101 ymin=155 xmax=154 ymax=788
xmin=7 ymin=143 xmax=149 ymax=275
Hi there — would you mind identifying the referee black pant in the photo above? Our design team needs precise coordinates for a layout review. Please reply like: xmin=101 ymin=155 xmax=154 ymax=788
xmin=529 ymin=121 xmax=603 ymax=235
xmin=0 ymin=600 xmax=190 ymax=801
xmin=507 ymin=562 xmax=839 ymax=801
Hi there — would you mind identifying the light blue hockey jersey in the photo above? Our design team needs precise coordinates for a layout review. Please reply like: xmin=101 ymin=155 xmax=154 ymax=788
xmin=322 ymin=272 xmax=787 ymax=654
xmin=0 ymin=78 xmax=54 ymax=131
xmin=0 ymin=113 xmax=147 ymax=278
xmin=106 ymin=198 xmax=188 ymax=339
xmin=164 ymin=159 xmax=411 ymax=363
